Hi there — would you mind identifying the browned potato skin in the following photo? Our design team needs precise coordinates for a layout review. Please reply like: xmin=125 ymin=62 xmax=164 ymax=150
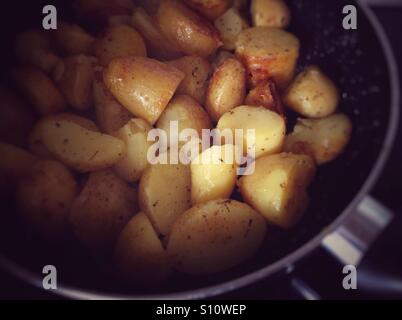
xmin=206 ymin=58 xmax=246 ymax=122
xmin=94 ymin=25 xmax=147 ymax=67
xmin=104 ymin=56 xmax=185 ymax=125
xmin=12 ymin=67 xmax=66 ymax=116
xmin=70 ymin=170 xmax=137 ymax=250
xmin=186 ymin=0 xmax=232 ymax=20
xmin=166 ymin=56 xmax=212 ymax=104
xmin=251 ymin=0 xmax=291 ymax=29
xmin=17 ymin=160 xmax=78 ymax=238
xmin=55 ymin=22 xmax=95 ymax=55
xmin=156 ymin=0 xmax=222 ymax=58
xmin=245 ymin=79 xmax=285 ymax=115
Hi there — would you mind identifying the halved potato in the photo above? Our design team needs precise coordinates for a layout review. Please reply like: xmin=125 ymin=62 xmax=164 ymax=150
xmin=206 ymin=58 xmax=246 ymax=122
xmin=156 ymin=0 xmax=221 ymax=58
xmin=54 ymin=22 xmax=95 ymax=55
xmin=187 ymin=0 xmax=231 ymax=20
xmin=217 ymin=105 xmax=286 ymax=158
xmin=251 ymin=0 xmax=291 ymax=28
xmin=235 ymin=27 xmax=300 ymax=88
xmin=40 ymin=118 xmax=125 ymax=172
xmin=284 ymin=114 xmax=353 ymax=165
xmin=167 ymin=199 xmax=267 ymax=274
xmin=0 ymin=142 xmax=37 ymax=178
xmin=245 ymin=79 xmax=284 ymax=115
xmin=70 ymin=170 xmax=137 ymax=250
xmin=139 ymin=162 xmax=191 ymax=237
xmin=104 ymin=56 xmax=185 ymax=125
xmin=239 ymin=153 xmax=316 ymax=228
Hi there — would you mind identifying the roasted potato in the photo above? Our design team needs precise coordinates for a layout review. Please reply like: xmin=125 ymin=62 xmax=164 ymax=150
xmin=139 ymin=162 xmax=191 ymax=237
xmin=187 ymin=0 xmax=232 ymax=20
xmin=70 ymin=170 xmax=136 ymax=250
xmin=167 ymin=199 xmax=267 ymax=274
xmin=284 ymin=114 xmax=353 ymax=165
xmin=94 ymin=25 xmax=147 ymax=67
xmin=236 ymin=27 xmax=300 ymax=88
xmin=284 ymin=66 xmax=340 ymax=118
xmin=104 ymin=56 xmax=185 ymax=125
xmin=115 ymin=212 xmax=171 ymax=286
xmin=166 ymin=56 xmax=212 ymax=104
xmin=217 ymin=105 xmax=286 ymax=158
xmin=206 ymin=58 xmax=246 ymax=122
xmin=0 ymin=142 xmax=37 ymax=178
xmin=17 ymin=160 xmax=78 ymax=238
xmin=251 ymin=0 xmax=291 ymax=28
xmin=156 ymin=0 xmax=222 ymax=58
xmin=245 ymin=79 xmax=285 ymax=115
xmin=40 ymin=118 xmax=125 ymax=172
xmin=54 ymin=22 xmax=95 ymax=55
xmin=12 ymin=66 xmax=66 ymax=116
xmin=239 ymin=153 xmax=316 ymax=228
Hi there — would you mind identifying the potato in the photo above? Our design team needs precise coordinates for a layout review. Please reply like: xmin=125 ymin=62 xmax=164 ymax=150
xmin=191 ymin=145 xmax=239 ymax=205
xmin=139 ymin=162 xmax=191 ymax=237
xmin=54 ymin=22 xmax=95 ymax=55
xmin=0 ymin=142 xmax=37 ymax=178
xmin=251 ymin=0 xmax=291 ymax=28
xmin=0 ymin=88 xmax=36 ymax=147
xmin=113 ymin=118 xmax=153 ymax=182
xmin=156 ymin=0 xmax=221 ymax=58
xmin=14 ymin=29 xmax=61 ymax=75
xmin=217 ymin=106 xmax=286 ymax=158
xmin=284 ymin=66 xmax=340 ymax=118
xmin=187 ymin=0 xmax=232 ymax=20
xmin=104 ymin=56 xmax=185 ymax=125
xmin=239 ymin=153 xmax=316 ymax=228
xmin=70 ymin=170 xmax=136 ymax=250
xmin=131 ymin=7 xmax=181 ymax=60
xmin=94 ymin=25 xmax=147 ymax=67
xmin=235 ymin=27 xmax=300 ymax=88
xmin=56 ymin=55 xmax=97 ymax=111
xmin=245 ymin=79 xmax=284 ymax=115
xmin=12 ymin=66 xmax=66 ymax=116
xmin=156 ymin=95 xmax=212 ymax=146
xmin=115 ymin=212 xmax=171 ymax=285
xmin=214 ymin=8 xmax=249 ymax=51
xmin=17 ymin=160 xmax=78 ymax=238
xmin=211 ymin=50 xmax=235 ymax=71
xmin=206 ymin=58 xmax=246 ymax=122
xmin=167 ymin=199 xmax=267 ymax=274
xmin=93 ymin=71 xmax=133 ymax=134
xmin=40 ymin=118 xmax=125 ymax=172
xmin=284 ymin=114 xmax=353 ymax=165
xmin=166 ymin=56 xmax=212 ymax=104
xmin=29 ymin=113 xmax=99 ymax=159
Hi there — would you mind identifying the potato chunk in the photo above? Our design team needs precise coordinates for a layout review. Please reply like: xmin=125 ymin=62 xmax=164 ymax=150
xmin=236 ymin=27 xmax=300 ymax=88
xmin=284 ymin=114 xmax=353 ymax=165
xmin=54 ymin=22 xmax=95 ymax=55
xmin=245 ymin=79 xmax=284 ymax=115
xmin=239 ymin=153 xmax=316 ymax=228
xmin=167 ymin=199 xmax=267 ymax=274
xmin=104 ymin=56 xmax=185 ymax=125
xmin=284 ymin=66 xmax=340 ymax=118
xmin=251 ymin=0 xmax=291 ymax=28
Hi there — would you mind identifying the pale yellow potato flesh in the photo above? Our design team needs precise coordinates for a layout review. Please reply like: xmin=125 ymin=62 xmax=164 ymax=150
xmin=251 ymin=0 xmax=291 ymax=28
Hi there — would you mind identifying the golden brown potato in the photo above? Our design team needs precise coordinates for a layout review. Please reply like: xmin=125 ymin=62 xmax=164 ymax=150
xmin=187 ymin=0 xmax=232 ymax=20
xmin=191 ymin=145 xmax=238 ymax=205
xmin=251 ymin=0 xmax=291 ymax=28
xmin=284 ymin=66 xmax=340 ymax=118
xmin=284 ymin=114 xmax=353 ymax=165
xmin=113 ymin=118 xmax=153 ymax=182
xmin=56 ymin=55 xmax=97 ymax=111
xmin=217 ymin=105 xmax=286 ymax=158
xmin=245 ymin=79 xmax=285 ymax=115
xmin=70 ymin=170 xmax=136 ymax=250
xmin=156 ymin=95 xmax=212 ymax=146
xmin=104 ymin=56 xmax=185 ymax=125
xmin=94 ymin=25 xmax=147 ymax=67
xmin=167 ymin=199 xmax=267 ymax=274
xmin=235 ymin=27 xmax=300 ymax=88
xmin=131 ymin=7 xmax=181 ymax=60
xmin=214 ymin=8 xmax=249 ymax=51
xmin=54 ymin=22 xmax=95 ymax=55
xmin=206 ymin=58 xmax=246 ymax=122
xmin=166 ymin=56 xmax=212 ymax=104
xmin=239 ymin=153 xmax=316 ymax=228
xmin=0 ymin=142 xmax=37 ymax=178
xmin=40 ymin=118 xmax=125 ymax=172
xmin=156 ymin=0 xmax=222 ymax=58
xmin=17 ymin=160 xmax=78 ymax=238
xmin=115 ymin=212 xmax=171 ymax=286
xmin=139 ymin=162 xmax=191 ymax=237
xmin=12 ymin=66 xmax=66 ymax=116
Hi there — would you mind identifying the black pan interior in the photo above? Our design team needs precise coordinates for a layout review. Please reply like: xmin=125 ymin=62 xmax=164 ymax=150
xmin=0 ymin=0 xmax=393 ymax=296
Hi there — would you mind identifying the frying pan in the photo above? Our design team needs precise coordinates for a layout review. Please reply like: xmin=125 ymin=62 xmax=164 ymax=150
xmin=0 ymin=0 xmax=399 ymax=299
